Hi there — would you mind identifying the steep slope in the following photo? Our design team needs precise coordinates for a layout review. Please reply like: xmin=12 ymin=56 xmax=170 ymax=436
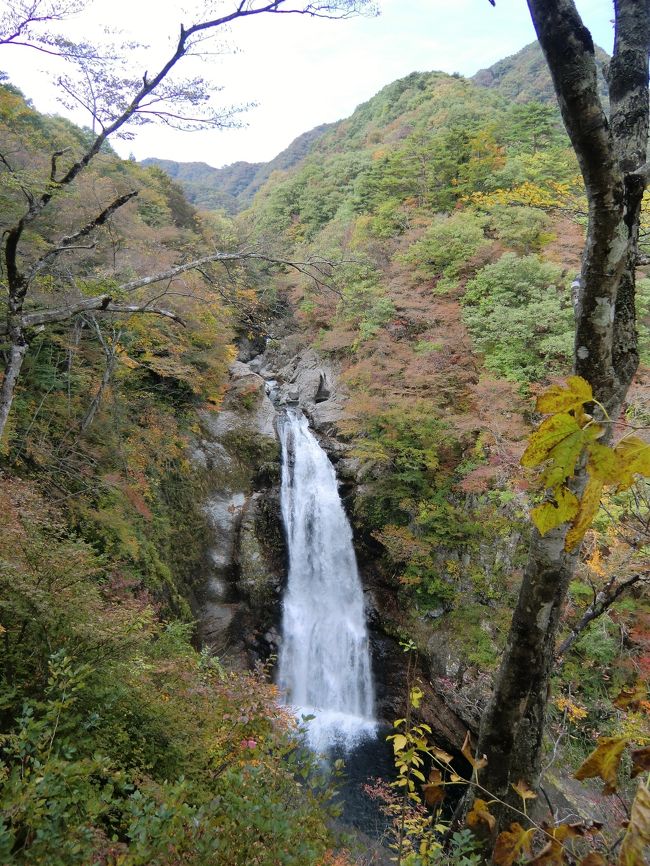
xmin=2 ymin=44 xmax=648 ymax=857
xmin=238 ymin=62 xmax=650 ymax=755
xmin=0 ymin=81 xmax=340 ymax=865
xmin=472 ymin=39 xmax=610 ymax=104
xmin=142 ymin=121 xmax=334 ymax=213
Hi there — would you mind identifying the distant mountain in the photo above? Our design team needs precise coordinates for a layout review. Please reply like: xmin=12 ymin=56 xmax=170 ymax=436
xmin=141 ymin=122 xmax=334 ymax=214
xmin=472 ymin=40 xmax=609 ymax=104
xmin=146 ymin=41 xmax=609 ymax=216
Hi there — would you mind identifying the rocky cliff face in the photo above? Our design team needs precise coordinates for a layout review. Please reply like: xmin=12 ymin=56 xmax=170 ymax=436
xmin=192 ymin=359 xmax=283 ymax=666
xmin=193 ymin=334 xmax=484 ymax=751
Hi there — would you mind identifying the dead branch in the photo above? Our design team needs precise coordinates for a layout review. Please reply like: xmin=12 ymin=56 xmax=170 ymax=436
xmin=556 ymin=571 xmax=647 ymax=660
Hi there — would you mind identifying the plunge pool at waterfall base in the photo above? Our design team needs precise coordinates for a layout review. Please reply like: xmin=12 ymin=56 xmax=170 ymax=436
xmin=320 ymin=726 xmax=464 ymax=866
xmin=328 ymin=723 xmax=396 ymax=841
xmin=294 ymin=706 xmax=378 ymax=755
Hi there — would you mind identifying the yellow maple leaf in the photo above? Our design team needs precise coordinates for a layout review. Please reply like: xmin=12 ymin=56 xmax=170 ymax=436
xmin=467 ymin=798 xmax=495 ymax=832
xmin=613 ymin=437 xmax=650 ymax=492
xmin=431 ymin=746 xmax=453 ymax=765
xmin=536 ymin=376 xmax=593 ymax=414
xmin=565 ymin=476 xmax=604 ymax=552
xmin=619 ymin=782 xmax=650 ymax=866
xmin=462 ymin=731 xmax=488 ymax=771
xmin=540 ymin=426 xmax=601 ymax=489
xmin=521 ymin=413 xmax=582 ymax=468
xmin=528 ymin=823 xmax=588 ymax=866
xmin=587 ymin=442 xmax=622 ymax=484
xmin=511 ymin=780 xmax=537 ymax=801
xmin=494 ymin=822 xmax=536 ymax=866
xmin=574 ymin=736 xmax=629 ymax=794
xmin=526 ymin=838 xmax=565 ymax=866
xmin=422 ymin=768 xmax=446 ymax=806
xmin=532 ymin=486 xmax=579 ymax=536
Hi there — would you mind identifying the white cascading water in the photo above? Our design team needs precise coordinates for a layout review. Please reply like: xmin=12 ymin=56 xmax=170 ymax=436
xmin=277 ymin=410 xmax=376 ymax=753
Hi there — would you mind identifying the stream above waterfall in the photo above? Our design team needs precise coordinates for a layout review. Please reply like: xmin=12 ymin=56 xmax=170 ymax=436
xmin=277 ymin=410 xmax=377 ymax=753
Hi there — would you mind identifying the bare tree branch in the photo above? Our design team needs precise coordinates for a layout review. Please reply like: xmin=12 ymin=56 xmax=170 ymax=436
xmin=115 ymin=249 xmax=342 ymax=294
xmin=556 ymin=571 xmax=648 ymax=659
xmin=0 ymin=0 xmax=374 ymax=440
xmin=0 ymin=1 xmax=84 ymax=47
xmin=27 ymin=190 xmax=138 ymax=283
xmin=2 ymin=297 xmax=186 ymax=331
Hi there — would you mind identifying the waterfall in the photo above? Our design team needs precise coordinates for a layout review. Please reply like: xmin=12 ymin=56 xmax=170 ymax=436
xmin=277 ymin=410 xmax=376 ymax=753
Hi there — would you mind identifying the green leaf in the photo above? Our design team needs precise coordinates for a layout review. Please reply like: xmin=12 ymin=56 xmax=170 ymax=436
xmin=614 ymin=437 xmax=650 ymax=491
xmin=565 ymin=475 xmax=604 ymax=552
xmin=531 ymin=486 xmax=579 ymax=536
xmin=539 ymin=423 xmax=602 ymax=488
xmin=521 ymin=412 xmax=582 ymax=468
xmin=392 ymin=734 xmax=408 ymax=753
xmin=536 ymin=376 xmax=592 ymax=414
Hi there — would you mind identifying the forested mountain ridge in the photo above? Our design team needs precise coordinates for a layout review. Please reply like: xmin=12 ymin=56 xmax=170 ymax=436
xmin=141 ymin=122 xmax=334 ymax=213
xmin=234 ymin=44 xmax=650 ymax=799
xmin=472 ymin=40 xmax=610 ymax=104
xmin=147 ymin=41 xmax=609 ymax=217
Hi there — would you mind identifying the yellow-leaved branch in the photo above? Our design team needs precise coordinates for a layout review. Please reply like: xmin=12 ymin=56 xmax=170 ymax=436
xmin=521 ymin=376 xmax=650 ymax=551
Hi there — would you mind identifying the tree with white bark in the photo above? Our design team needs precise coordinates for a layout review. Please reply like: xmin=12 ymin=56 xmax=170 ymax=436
xmin=470 ymin=0 xmax=649 ymax=833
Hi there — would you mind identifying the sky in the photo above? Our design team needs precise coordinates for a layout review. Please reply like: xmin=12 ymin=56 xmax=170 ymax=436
xmin=0 ymin=0 xmax=615 ymax=169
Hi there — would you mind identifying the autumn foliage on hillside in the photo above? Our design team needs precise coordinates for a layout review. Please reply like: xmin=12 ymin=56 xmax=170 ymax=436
xmin=0 ymin=79 xmax=342 ymax=863
xmin=246 ymin=65 xmax=650 ymax=771
xmin=1 ymin=43 xmax=649 ymax=861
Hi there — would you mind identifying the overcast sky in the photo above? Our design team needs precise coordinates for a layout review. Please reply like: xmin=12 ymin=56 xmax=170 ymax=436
xmin=0 ymin=0 xmax=614 ymax=168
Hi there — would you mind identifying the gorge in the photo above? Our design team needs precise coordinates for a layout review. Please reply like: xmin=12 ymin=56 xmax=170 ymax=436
xmin=1 ymin=22 xmax=648 ymax=866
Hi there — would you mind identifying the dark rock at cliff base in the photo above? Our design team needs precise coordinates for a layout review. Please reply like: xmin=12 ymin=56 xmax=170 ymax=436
xmin=192 ymin=360 xmax=283 ymax=665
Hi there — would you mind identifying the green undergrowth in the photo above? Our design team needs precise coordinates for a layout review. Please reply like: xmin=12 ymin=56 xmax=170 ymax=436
xmin=344 ymin=405 xmax=528 ymax=615
xmin=0 ymin=476 xmax=340 ymax=866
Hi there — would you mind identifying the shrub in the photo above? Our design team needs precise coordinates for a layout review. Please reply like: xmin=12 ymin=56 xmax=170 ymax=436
xmin=400 ymin=211 xmax=490 ymax=293
xmin=461 ymin=252 xmax=573 ymax=382
xmin=486 ymin=204 xmax=554 ymax=253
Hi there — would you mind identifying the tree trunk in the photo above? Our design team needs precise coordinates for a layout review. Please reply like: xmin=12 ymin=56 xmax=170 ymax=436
xmin=473 ymin=525 xmax=580 ymax=823
xmin=468 ymin=0 xmax=650 ymax=838
xmin=0 ymin=341 xmax=27 ymax=442
xmin=79 ymin=323 xmax=121 ymax=433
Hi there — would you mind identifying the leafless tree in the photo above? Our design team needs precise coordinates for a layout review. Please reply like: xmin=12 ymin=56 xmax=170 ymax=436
xmin=0 ymin=0 xmax=376 ymax=439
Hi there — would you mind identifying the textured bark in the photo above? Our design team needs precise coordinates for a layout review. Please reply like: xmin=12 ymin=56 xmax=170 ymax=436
xmin=471 ymin=0 xmax=650 ymax=839
xmin=0 ymin=273 xmax=29 ymax=442
xmin=0 ymin=342 xmax=27 ymax=441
